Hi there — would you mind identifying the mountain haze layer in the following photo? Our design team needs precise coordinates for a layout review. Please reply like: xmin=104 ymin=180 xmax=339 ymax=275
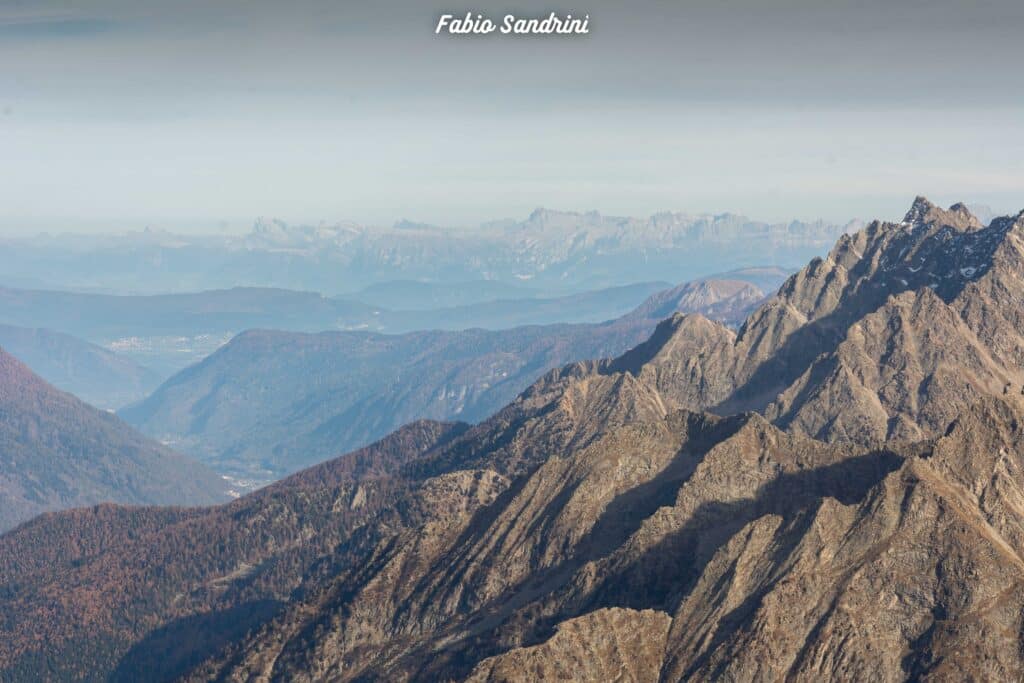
xmin=0 ymin=325 xmax=160 ymax=409
xmin=120 ymin=276 xmax=773 ymax=482
xmin=0 ymin=210 xmax=851 ymax=295
xmin=0 ymin=281 xmax=669 ymax=382
xmin=1 ymin=199 xmax=1022 ymax=681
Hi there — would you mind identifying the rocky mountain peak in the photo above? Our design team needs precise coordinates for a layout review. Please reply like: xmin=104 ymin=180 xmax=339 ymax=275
xmin=5 ymin=197 xmax=1024 ymax=682
xmin=903 ymin=195 xmax=983 ymax=232
xmin=765 ymin=195 xmax=1005 ymax=328
xmin=612 ymin=197 xmax=1024 ymax=435
xmin=903 ymin=194 xmax=937 ymax=224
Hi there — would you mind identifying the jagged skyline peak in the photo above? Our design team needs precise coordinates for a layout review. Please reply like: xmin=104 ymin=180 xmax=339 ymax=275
xmin=902 ymin=194 xmax=984 ymax=231
xmin=4 ymin=194 xmax=1024 ymax=680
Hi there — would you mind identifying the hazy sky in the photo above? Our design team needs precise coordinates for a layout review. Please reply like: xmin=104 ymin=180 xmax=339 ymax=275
xmin=1 ymin=0 xmax=1022 ymax=234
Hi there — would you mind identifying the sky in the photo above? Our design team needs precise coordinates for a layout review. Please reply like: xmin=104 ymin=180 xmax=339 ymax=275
xmin=1 ymin=0 xmax=1022 ymax=234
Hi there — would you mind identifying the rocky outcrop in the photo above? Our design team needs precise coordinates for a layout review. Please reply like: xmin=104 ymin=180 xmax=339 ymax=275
xmin=666 ymin=397 xmax=1024 ymax=681
xmin=2 ymin=198 xmax=1024 ymax=682
xmin=603 ymin=199 xmax=1024 ymax=445
xmin=467 ymin=608 xmax=672 ymax=683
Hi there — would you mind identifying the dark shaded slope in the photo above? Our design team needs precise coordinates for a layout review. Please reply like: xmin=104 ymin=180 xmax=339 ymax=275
xmin=0 ymin=348 xmax=228 ymax=532
xmin=0 ymin=420 xmax=465 ymax=681
xmin=3 ymin=199 xmax=1024 ymax=682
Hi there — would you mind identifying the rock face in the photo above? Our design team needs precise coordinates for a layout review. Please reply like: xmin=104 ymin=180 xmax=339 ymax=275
xmin=0 ymin=347 xmax=228 ymax=532
xmin=2 ymin=198 xmax=1024 ymax=682
xmin=665 ymin=398 xmax=1024 ymax=682
xmin=467 ymin=608 xmax=672 ymax=683
xmin=599 ymin=197 xmax=1024 ymax=442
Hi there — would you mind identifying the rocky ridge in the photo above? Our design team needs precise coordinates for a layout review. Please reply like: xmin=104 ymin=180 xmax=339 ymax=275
xmin=1 ymin=198 xmax=1023 ymax=681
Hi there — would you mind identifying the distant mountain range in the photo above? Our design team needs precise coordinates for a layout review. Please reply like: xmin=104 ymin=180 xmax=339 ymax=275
xmin=347 ymin=279 xmax=540 ymax=309
xmin=0 ymin=281 xmax=669 ymax=375
xmin=0 ymin=347 xmax=229 ymax=532
xmin=1 ymin=198 xmax=1021 ymax=681
xmin=120 ymin=272 xmax=779 ymax=483
xmin=0 ymin=269 xmax=786 ymax=410
xmin=0 ymin=209 xmax=854 ymax=295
